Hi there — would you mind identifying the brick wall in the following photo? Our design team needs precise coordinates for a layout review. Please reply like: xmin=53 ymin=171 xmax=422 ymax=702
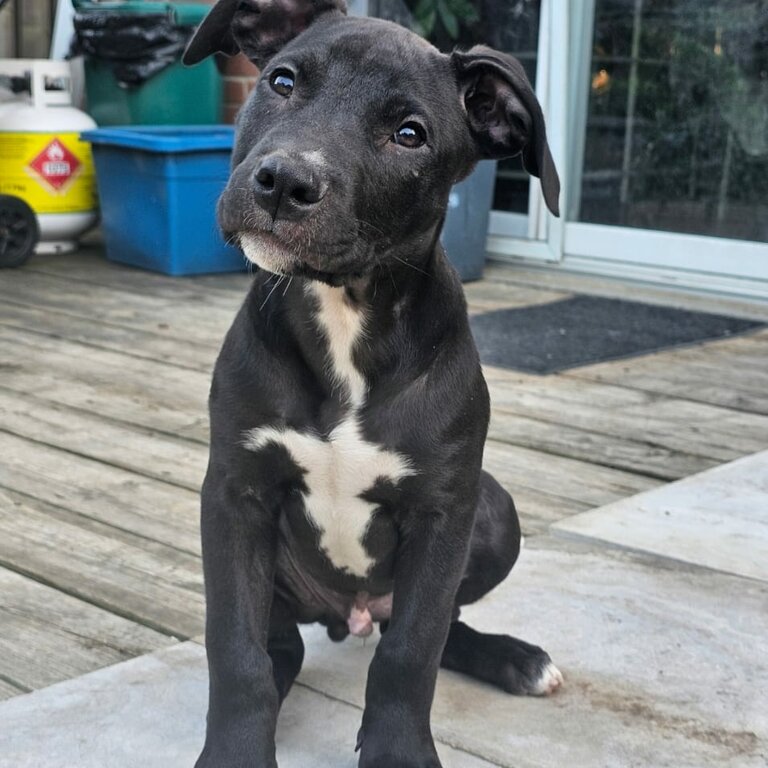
xmin=221 ymin=54 xmax=259 ymax=124
xmin=175 ymin=0 xmax=259 ymax=123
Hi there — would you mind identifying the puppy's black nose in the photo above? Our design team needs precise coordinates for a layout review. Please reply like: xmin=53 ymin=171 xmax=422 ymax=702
xmin=253 ymin=155 xmax=327 ymax=221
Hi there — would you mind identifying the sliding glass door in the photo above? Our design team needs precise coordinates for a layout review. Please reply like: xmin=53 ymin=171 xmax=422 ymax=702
xmin=364 ymin=0 xmax=768 ymax=294
xmin=563 ymin=0 xmax=768 ymax=295
xmin=575 ymin=0 xmax=768 ymax=242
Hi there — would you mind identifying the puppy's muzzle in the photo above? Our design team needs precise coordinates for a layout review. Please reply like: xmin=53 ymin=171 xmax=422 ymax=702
xmin=252 ymin=154 xmax=329 ymax=222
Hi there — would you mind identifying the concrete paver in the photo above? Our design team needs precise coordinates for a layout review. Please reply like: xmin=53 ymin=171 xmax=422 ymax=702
xmin=298 ymin=542 xmax=768 ymax=768
xmin=0 ymin=642 xmax=496 ymax=768
xmin=552 ymin=451 xmax=768 ymax=582
xmin=1 ymin=540 xmax=765 ymax=768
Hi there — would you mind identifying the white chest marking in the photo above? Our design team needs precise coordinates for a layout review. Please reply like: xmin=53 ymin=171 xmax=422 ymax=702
xmin=245 ymin=284 xmax=412 ymax=576
xmin=309 ymin=283 xmax=367 ymax=407
xmin=245 ymin=418 xmax=413 ymax=576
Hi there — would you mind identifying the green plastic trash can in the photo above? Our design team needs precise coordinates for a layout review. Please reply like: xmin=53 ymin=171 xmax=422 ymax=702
xmin=74 ymin=1 xmax=222 ymax=126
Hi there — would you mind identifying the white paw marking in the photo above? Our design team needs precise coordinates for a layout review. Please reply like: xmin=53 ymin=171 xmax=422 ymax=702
xmin=531 ymin=662 xmax=564 ymax=696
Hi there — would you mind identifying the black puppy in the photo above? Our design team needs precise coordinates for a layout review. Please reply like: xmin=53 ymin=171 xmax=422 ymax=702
xmin=184 ymin=1 xmax=562 ymax=766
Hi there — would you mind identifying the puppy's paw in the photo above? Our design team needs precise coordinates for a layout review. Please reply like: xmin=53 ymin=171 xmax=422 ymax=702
xmin=528 ymin=660 xmax=564 ymax=696
xmin=360 ymin=757 xmax=442 ymax=768
xmin=357 ymin=725 xmax=442 ymax=768
xmin=196 ymin=749 xmax=277 ymax=768
xmin=472 ymin=635 xmax=563 ymax=696
xmin=491 ymin=637 xmax=564 ymax=696
xmin=442 ymin=623 xmax=564 ymax=697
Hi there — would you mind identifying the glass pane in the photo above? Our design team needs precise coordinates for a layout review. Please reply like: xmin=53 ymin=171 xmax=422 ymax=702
xmin=0 ymin=0 xmax=15 ymax=58
xmin=368 ymin=0 xmax=541 ymax=215
xmin=579 ymin=0 xmax=768 ymax=243
xmin=486 ymin=0 xmax=541 ymax=215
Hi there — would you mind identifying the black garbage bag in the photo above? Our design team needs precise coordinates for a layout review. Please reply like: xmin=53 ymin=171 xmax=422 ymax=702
xmin=71 ymin=12 xmax=197 ymax=88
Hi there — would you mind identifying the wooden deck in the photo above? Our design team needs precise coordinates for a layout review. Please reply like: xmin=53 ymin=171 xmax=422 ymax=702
xmin=0 ymin=249 xmax=766 ymax=700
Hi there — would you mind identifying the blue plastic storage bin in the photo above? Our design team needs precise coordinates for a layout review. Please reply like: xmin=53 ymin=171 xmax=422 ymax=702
xmin=81 ymin=126 xmax=244 ymax=275
xmin=441 ymin=161 xmax=496 ymax=282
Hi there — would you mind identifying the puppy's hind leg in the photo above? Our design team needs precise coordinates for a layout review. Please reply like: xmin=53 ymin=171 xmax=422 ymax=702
xmin=268 ymin=598 xmax=305 ymax=706
xmin=440 ymin=471 xmax=563 ymax=696
xmin=442 ymin=622 xmax=563 ymax=696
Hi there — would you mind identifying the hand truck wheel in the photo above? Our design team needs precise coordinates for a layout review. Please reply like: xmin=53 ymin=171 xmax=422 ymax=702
xmin=0 ymin=194 xmax=39 ymax=268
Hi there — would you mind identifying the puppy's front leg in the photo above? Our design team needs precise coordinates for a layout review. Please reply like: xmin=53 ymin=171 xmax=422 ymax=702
xmin=359 ymin=507 xmax=475 ymax=768
xmin=196 ymin=471 xmax=280 ymax=768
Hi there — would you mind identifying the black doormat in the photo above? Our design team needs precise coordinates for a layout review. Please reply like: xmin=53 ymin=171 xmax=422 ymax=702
xmin=469 ymin=295 xmax=764 ymax=375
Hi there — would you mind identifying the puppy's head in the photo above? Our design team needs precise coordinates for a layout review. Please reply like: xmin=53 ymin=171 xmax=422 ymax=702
xmin=185 ymin=0 xmax=560 ymax=285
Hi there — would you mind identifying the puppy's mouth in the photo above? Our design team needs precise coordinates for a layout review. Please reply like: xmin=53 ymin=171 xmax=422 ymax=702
xmin=235 ymin=230 xmax=365 ymax=286
xmin=237 ymin=231 xmax=299 ymax=274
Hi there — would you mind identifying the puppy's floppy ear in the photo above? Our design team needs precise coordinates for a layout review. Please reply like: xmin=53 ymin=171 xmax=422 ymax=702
xmin=183 ymin=0 xmax=347 ymax=68
xmin=452 ymin=45 xmax=560 ymax=217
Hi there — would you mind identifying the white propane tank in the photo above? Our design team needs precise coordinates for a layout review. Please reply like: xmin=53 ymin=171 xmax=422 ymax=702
xmin=0 ymin=59 xmax=98 ymax=254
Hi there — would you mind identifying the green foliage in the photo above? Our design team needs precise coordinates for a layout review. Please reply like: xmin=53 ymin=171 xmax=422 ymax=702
xmin=410 ymin=0 xmax=479 ymax=42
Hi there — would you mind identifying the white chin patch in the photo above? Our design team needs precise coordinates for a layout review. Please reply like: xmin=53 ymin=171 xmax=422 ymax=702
xmin=239 ymin=232 xmax=296 ymax=274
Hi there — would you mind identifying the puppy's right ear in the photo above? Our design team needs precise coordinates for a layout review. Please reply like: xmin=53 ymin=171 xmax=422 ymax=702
xmin=183 ymin=0 xmax=347 ymax=67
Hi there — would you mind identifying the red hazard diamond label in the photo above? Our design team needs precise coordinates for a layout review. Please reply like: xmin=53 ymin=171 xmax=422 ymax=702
xmin=28 ymin=138 xmax=81 ymax=191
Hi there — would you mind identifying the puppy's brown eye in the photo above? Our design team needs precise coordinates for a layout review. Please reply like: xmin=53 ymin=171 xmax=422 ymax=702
xmin=270 ymin=70 xmax=295 ymax=97
xmin=393 ymin=122 xmax=426 ymax=148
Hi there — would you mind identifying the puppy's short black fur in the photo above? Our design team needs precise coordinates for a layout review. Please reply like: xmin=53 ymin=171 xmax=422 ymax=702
xmin=184 ymin=2 xmax=563 ymax=766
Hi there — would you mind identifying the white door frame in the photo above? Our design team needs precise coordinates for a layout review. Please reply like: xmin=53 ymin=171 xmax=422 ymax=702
xmin=488 ymin=0 xmax=768 ymax=300
xmin=486 ymin=0 xmax=569 ymax=263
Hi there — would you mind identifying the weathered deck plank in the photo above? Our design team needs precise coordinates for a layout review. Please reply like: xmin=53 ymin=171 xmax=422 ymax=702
xmin=0 ymin=488 xmax=204 ymax=638
xmin=0 ymin=388 xmax=207 ymax=491
xmin=483 ymin=440 xmax=660 ymax=512
xmin=568 ymin=351 xmax=768 ymax=415
xmin=0 ymin=301 xmax=217 ymax=372
xmin=0 ymin=431 xmax=201 ymax=555
xmin=482 ymin=261 xmax=768 ymax=321
xmin=489 ymin=410 xmax=719 ymax=481
xmin=25 ymin=249 xmax=253 ymax=298
xmin=0 ymin=330 xmax=666 ymax=521
xmin=0 ymin=567 xmax=175 ymax=692
xmin=0 ymin=678 xmax=26 ymax=701
xmin=462 ymin=279 xmax=569 ymax=313
xmin=0 ymin=327 xmax=211 ymax=442
xmin=560 ymin=326 xmax=768 ymax=415
xmin=488 ymin=485 xmax=592 ymax=536
xmin=0 ymin=270 xmax=236 ymax=347
xmin=484 ymin=366 xmax=768 ymax=461
xmin=1 ymin=250 xmax=767 ymax=703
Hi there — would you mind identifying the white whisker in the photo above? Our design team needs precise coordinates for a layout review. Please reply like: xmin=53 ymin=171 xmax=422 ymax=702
xmin=260 ymin=275 xmax=285 ymax=311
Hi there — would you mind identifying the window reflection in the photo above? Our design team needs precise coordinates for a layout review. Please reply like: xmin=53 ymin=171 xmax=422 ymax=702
xmin=580 ymin=0 xmax=768 ymax=243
